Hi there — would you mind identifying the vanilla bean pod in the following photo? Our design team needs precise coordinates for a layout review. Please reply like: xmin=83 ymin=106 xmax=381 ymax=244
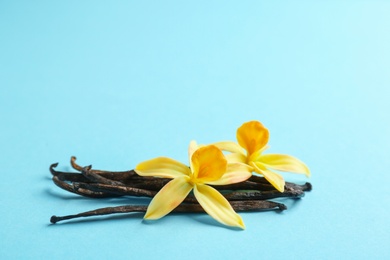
xmin=288 ymin=182 xmax=312 ymax=192
xmin=70 ymin=157 xmax=311 ymax=192
xmin=53 ymin=172 xmax=306 ymax=201
xmin=74 ymin=181 xmax=304 ymax=202
xmin=248 ymin=175 xmax=312 ymax=191
xmin=81 ymin=166 xmax=125 ymax=186
xmin=52 ymin=176 xmax=115 ymax=198
xmin=71 ymin=156 xmax=136 ymax=181
xmin=74 ymin=182 xmax=157 ymax=198
xmin=52 ymin=160 xmax=310 ymax=195
xmin=50 ymin=200 xmax=286 ymax=224
xmin=49 ymin=158 xmax=312 ymax=225
xmin=50 ymin=163 xmax=90 ymax=182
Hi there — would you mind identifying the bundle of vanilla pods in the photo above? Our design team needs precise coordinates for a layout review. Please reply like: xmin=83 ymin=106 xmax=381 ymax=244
xmin=49 ymin=157 xmax=312 ymax=224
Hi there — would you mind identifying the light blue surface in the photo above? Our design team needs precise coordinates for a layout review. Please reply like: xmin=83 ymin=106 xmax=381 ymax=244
xmin=1 ymin=1 xmax=389 ymax=259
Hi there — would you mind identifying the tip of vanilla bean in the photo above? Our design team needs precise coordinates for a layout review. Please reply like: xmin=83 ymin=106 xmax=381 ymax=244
xmin=49 ymin=163 xmax=59 ymax=176
xmin=278 ymin=204 xmax=287 ymax=210
xmin=50 ymin=216 xmax=58 ymax=224
xmin=303 ymin=182 xmax=312 ymax=191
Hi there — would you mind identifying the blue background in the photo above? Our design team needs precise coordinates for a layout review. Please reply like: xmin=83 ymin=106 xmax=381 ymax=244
xmin=1 ymin=1 xmax=389 ymax=259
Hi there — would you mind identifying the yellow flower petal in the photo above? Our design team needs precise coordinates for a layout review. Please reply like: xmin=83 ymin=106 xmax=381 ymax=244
xmin=259 ymin=154 xmax=310 ymax=177
xmin=194 ymin=184 xmax=245 ymax=229
xmin=225 ymin=153 xmax=247 ymax=163
xmin=135 ymin=157 xmax=191 ymax=178
xmin=248 ymin=145 xmax=270 ymax=162
xmin=251 ymin=162 xmax=285 ymax=192
xmin=188 ymin=140 xmax=198 ymax=170
xmin=144 ymin=176 xmax=193 ymax=220
xmin=236 ymin=121 xmax=269 ymax=156
xmin=191 ymin=145 xmax=227 ymax=182
xmin=212 ymin=141 xmax=245 ymax=154
xmin=206 ymin=163 xmax=253 ymax=185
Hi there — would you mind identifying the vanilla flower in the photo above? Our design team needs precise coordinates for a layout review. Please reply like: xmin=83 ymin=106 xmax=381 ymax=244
xmin=135 ymin=141 xmax=252 ymax=229
xmin=214 ymin=121 xmax=310 ymax=192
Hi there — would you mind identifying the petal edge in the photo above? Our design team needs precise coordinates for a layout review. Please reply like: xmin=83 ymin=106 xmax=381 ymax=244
xmin=212 ymin=141 xmax=245 ymax=154
xmin=135 ymin=157 xmax=190 ymax=178
xmin=206 ymin=163 xmax=252 ymax=185
xmin=144 ymin=176 xmax=193 ymax=220
xmin=252 ymin=162 xmax=285 ymax=192
xmin=194 ymin=184 xmax=245 ymax=229
xmin=259 ymin=154 xmax=310 ymax=177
